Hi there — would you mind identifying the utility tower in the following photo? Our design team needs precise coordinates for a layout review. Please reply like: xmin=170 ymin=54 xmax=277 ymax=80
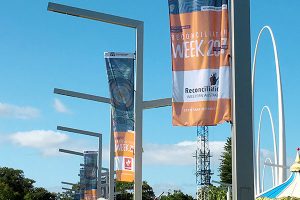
xmin=194 ymin=126 xmax=213 ymax=200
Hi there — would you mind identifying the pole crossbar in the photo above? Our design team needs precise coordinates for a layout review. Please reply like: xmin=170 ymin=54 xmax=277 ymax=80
xmin=143 ymin=98 xmax=172 ymax=109
xmin=57 ymin=125 xmax=101 ymax=138
xmin=48 ymin=2 xmax=142 ymax=28
xmin=264 ymin=162 xmax=290 ymax=169
xmin=62 ymin=187 xmax=75 ymax=191
xmin=59 ymin=148 xmax=84 ymax=156
xmin=61 ymin=181 xmax=76 ymax=186
xmin=54 ymin=88 xmax=111 ymax=104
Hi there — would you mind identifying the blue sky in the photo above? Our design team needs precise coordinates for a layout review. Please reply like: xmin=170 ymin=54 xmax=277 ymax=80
xmin=0 ymin=0 xmax=299 ymax=197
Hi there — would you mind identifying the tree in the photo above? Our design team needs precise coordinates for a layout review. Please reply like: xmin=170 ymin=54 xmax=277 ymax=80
xmin=0 ymin=167 xmax=35 ymax=199
xmin=24 ymin=187 xmax=56 ymax=200
xmin=0 ymin=182 xmax=18 ymax=200
xmin=142 ymin=181 xmax=155 ymax=200
xmin=0 ymin=166 xmax=56 ymax=200
xmin=115 ymin=181 xmax=156 ymax=200
xmin=160 ymin=190 xmax=194 ymax=200
xmin=219 ymin=137 xmax=232 ymax=184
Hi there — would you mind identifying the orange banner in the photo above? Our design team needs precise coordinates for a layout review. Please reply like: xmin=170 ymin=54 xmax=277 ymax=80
xmin=114 ymin=131 xmax=134 ymax=182
xmin=169 ymin=0 xmax=231 ymax=126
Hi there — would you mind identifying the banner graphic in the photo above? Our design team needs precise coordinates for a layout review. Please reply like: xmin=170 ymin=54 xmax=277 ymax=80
xmin=169 ymin=0 xmax=231 ymax=126
xmin=79 ymin=168 xmax=85 ymax=200
xmin=105 ymin=52 xmax=135 ymax=182
xmin=83 ymin=151 xmax=98 ymax=200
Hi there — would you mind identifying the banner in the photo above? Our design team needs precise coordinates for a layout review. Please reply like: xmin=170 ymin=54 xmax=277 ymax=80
xmin=169 ymin=0 xmax=231 ymax=126
xmin=83 ymin=151 xmax=98 ymax=200
xmin=105 ymin=52 xmax=135 ymax=182
xmin=79 ymin=168 xmax=85 ymax=200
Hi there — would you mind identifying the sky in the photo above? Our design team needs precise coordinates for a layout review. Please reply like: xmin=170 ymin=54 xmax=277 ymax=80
xmin=0 ymin=0 xmax=299 ymax=197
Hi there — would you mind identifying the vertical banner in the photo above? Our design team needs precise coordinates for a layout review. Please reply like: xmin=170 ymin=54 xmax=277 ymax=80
xmin=79 ymin=168 xmax=85 ymax=200
xmin=83 ymin=151 xmax=98 ymax=200
xmin=169 ymin=0 xmax=231 ymax=126
xmin=105 ymin=52 xmax=135 ymax=182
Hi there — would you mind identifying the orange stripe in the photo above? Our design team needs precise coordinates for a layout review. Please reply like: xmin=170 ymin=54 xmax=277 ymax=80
xmin=170 ymin=11 xmax=230 ymax=71
xmin=114 ymin=132 xmax=134 ymax=156
xmin=172 ymin=99 xmax=231 ymax=126
xmin=116 ymin=170 xmax=134 ymax=182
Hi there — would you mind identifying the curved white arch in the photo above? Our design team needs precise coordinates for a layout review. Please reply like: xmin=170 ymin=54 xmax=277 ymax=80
xmin=262 ymin=157 xmax=275 ymax=192
xmin=256 ymin=106 xmax=278 ymax=193
xmin=252 ymin=26 xmax=286 ymax=194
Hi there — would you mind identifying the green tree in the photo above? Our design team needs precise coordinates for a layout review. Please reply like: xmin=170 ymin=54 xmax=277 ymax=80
xmin=0 ymin=167 xmax=35 ymax=199
xmin=219 ymin=137 xmax=232 ymax=184
xmin=0 ymin=182 xmax=18 ymax=200
xmin=24 ymin=187 xmax=56 ymax=200
xmin=160 ymin=190 xmax=194 ymax=200
xmin=0 ymin=167 xmax=57 ymax=200
xmin=142 ymin=181 xmax=155 ymax=200
xmin=116 ymin=181 xmax=156 ymax=200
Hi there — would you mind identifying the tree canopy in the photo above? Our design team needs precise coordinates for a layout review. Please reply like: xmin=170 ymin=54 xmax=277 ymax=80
xmin=160 ymin=190 xmax=194 ymax=200
xmin=0 ymin=167 xmax=56 ymax=200
xmin=115 ymin=181 xmax=156 ymax=200
xmin=219 ymin=137 xmax=232 ymax=184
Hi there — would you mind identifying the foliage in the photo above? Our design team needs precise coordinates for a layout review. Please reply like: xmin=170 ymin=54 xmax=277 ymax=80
xmin=201 ymin=186 xmax=227 ymax=200
xmin=24 ymin=187 xmax=56 ymax=200
xmin=160 ymin=190 xmax=194 ymax=200
xmin=0 ymin=182 xmax=18 ymax=200
xmin=0 ymin=167 xmax=35 ymax=199
xmin=219 ymin=137 xmax=232 ymax=184
xmin=116 ymin=181 xmax=156 ymax=200
xmin=0 ymin=166 xmax=57 ymax=200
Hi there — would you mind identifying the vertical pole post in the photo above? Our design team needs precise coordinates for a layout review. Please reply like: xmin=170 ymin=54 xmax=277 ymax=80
xmin=231 ymin=0 xmax=254 ymax=199
xmin=109 ymin=111 xmax=115 ymax=200
xmin=98 ymin=134 xmax=103 ymax=198
xmin=134 ymin=22 xmax=144 ymax=200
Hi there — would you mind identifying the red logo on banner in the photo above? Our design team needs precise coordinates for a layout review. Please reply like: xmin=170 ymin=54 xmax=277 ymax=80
xmin=124 ymin=158 xmax=132 ymax=170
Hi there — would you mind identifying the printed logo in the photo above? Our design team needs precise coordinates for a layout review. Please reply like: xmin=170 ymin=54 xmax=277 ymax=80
xmin=124 ymin=158 xmax=132 ymax=170
xmin=210 ymin=73 xmax=219 ymax=86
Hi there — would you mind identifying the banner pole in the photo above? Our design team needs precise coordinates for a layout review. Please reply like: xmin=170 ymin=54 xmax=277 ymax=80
xmin=231 ymin=0 xmax=254 ymax=199
xmin=134 ymin=22 xmax=144 ymax=200
xmin=98 ymin=133 xmax=103 ymax=198
xmin=109 ymin=110 xmax=115 ymax=200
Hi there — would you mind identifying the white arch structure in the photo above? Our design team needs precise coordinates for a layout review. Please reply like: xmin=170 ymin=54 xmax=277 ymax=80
xmin=262 ymin=157 xmax=276 ymax=192
xmin=256 ymin=106 xmax=278 ymax=193
xmin=252 ymin=26 xmax=286 ymax=194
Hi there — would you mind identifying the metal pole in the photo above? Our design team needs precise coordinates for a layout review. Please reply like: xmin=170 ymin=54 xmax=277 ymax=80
xmin=134 ymin=22 xmax=144 ymax=200
xmin=59 ymin=148 xmax=84 ymax=156
xmin=109 ymin=110 xmax=115 ymax=200
xmin=98 ymin=134 xmax=103 ymax=198
xmin=231 ymin=0 xmax=254 ymax=199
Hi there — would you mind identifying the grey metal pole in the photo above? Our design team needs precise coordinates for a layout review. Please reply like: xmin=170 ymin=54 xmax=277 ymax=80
xmin=134 ymin=22 xmax=144 ymax=200
xmin=231 ymin=0 xmax=254 ymax=199
xmin=109 ymin=110 xmax=115 ymax=200
xmin=59 ymin=148 xmax=84 ymax=156
xmin=98 ymin=134 xmax=103 ymax=198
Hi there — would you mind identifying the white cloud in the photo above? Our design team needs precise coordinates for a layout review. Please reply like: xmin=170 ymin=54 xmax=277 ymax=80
xmin=9 ymin=129 xmax=100 ymax=156
xmin=0 ymin=102 xmax=40 ymax=119
xmin=10 ymin=130 xmax=69 ymax=156
xmin=53 ymin=98 xmax=70 ymax=113
xmin=143 ymin=140 xmax=225 ymax=166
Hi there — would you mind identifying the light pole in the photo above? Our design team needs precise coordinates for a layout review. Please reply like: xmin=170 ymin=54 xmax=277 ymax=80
xmin=57 ymin=126 xmax=103 ymax=198
xmin=231 ymin=0 xmax=255 ymax=199
xmin=48 ymin=3 xmax=171 ymax=199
